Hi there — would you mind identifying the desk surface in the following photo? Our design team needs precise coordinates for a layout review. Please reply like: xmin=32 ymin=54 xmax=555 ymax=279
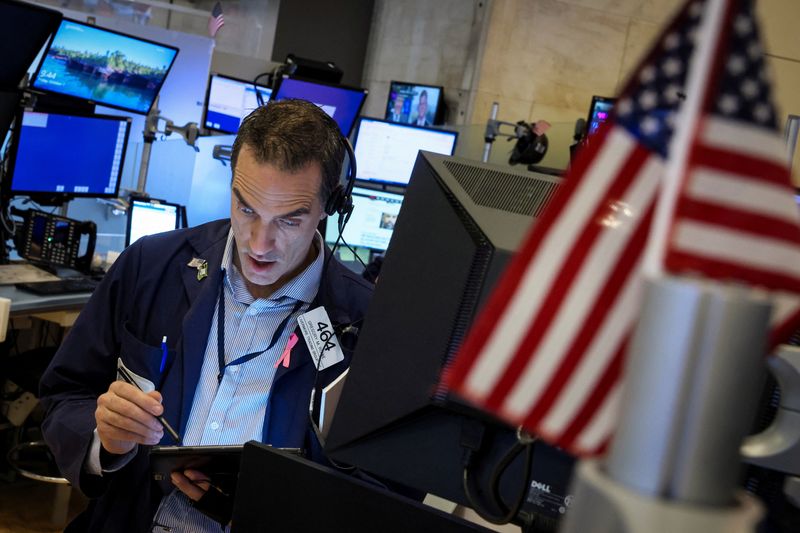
xmin=0 ymin=285 xmax=92 ymax=315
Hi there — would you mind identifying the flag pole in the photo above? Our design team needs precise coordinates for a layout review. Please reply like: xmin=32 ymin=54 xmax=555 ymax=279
xmin=641 ymin=0 xmax=728 ymax=278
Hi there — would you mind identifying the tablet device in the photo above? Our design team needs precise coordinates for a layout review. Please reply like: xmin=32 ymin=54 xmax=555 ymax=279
xmin=149 ymin=444 xmax=301 ymax=494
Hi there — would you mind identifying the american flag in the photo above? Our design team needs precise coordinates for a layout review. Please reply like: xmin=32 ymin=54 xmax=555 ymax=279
xmin=444 ymin=0 xmax=800 ymax=457
xmin=207 ymin=1 xmax=225 ymax=38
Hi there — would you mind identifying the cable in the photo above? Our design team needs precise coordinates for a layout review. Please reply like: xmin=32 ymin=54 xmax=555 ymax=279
xmin=461 ymin=431 xmax=537 ymax=526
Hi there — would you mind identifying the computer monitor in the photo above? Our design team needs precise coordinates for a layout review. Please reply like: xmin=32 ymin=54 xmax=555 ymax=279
xmin=325 ymin=152 xmax=575 ymax=527
xmin=385 ymin=81 xmax=445 ymax=126
xmin=126 ymin=197 xmax=181 ymax=246
xmin=585 ymin=95 xmax=615 ymax=137
xmin=269 ymin=76 xmax=367 ymax=136
xmin=324 ymin=186 xmax=403 ymax=252
xmin=7 ymin=109 xmax=131 ymax=199
xmin=0 ymin=0 xmax=62 ymax=89
xmin=353 ymin=117 xmax=458 ymax=186
xmin=31 ymin=19 xmax=178 ymax=115
xmin=203 ymin=73 xmax=272 ymax=134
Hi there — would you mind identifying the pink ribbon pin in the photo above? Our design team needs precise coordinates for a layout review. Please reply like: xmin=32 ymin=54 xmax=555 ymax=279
xmin=275 ymin=333 xmax=299 ymax=369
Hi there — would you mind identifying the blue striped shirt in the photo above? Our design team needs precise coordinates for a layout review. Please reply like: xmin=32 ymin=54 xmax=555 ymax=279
xmin=151 ymin=229 xmax=324 ymax=532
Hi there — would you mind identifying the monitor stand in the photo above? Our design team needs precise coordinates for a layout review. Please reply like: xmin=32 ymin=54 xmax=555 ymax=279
xmin=232 ymin=442 xmax=493 ymax=533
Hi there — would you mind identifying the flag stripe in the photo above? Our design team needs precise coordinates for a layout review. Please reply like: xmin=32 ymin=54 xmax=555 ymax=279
xmin=497 ymin=157 xmax=660 ymax=418
xmin=690 ymin=144 xmax=790 ymax=189
xmin=675 ymin=197 xmax=800 ymax=246
xmin=478 ymin=136 xmax=648 ymax=409
xmin=462 ymin=129 xmax=638 ymax=399
xmin=574 ymin=382 xmax=623 ymax=455
xmin=558 ymin=339 xmax=628 ymax=452
xmin=671 ymin=221 xmax=800 ymax=286
xmin=444 ymin=124 xmax=618 ymax=388
xmin=534 ymin=211 xmax=654 ymax=433
xmin=685 ymin=167 xmax=800 ymax=223
xmin=701 ymin=116 xmax=789 ymax=167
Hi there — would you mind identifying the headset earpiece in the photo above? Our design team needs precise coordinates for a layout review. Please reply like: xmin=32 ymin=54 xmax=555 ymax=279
xmin=324 ymin=136 xmax=356 ymax=217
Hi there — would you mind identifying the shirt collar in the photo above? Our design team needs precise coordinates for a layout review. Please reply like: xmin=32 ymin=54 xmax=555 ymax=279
xmin=221 ymin=228 xmax=325 ymax=304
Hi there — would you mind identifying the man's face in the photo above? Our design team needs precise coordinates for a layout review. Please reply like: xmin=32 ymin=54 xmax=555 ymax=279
xmin=418 ymin=94 xmax=428 ymax=116
xmin=393 ymin=97 xmax=403 ymax=114
xmin=230 ymin=145 xmax=326 ymax=297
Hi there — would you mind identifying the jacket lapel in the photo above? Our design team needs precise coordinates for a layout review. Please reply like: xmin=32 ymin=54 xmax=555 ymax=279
xmin=160 ymin=223 xmax=229 ymax=439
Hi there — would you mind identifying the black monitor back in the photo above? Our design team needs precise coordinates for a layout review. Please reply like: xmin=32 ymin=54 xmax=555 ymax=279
xmin=325 ymin=152 xmax=573 ymax=525
xmin=0 ymin=0 xmax=62 ymax=89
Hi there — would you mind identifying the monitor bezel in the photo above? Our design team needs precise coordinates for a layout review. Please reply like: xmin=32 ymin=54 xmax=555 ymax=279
xmin=585 ymin=95 xmax=616 ymax=138
xmin=352 ymin=116 xmax=459 ymax=187
xmin=29 ymin=18 xmax=179 ymax=116
xmin=202 ymin=72 xmax=273 ymax=135
xmin=269 ymin=74 xmax=368 ymax=137
xmin=385 ymin=80 xmax=446 ymax=126
xmin=6 ymin=106 xmax=132 ymax=201
xmin=125 ymin=195 xmax=181 ymax=247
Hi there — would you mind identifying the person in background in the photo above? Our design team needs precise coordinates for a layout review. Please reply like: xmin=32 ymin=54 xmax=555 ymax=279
xmin=410 ymin=90 xmax=433 ymax=126
xmin=39 ymin=99 xmax=373 ymax=532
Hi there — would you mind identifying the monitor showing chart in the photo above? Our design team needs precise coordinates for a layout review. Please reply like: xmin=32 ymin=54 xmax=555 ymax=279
xmin=353 ymin=117 xmax=458 ymax=186
xmin=325 ymin=187 xmax=404 ymax=252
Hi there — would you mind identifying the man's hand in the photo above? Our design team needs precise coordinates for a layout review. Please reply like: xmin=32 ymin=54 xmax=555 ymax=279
xmin=95 ymin=381 xmax=164 ymax=455
xmin=171 ymin=469 xmax=212 ymax=501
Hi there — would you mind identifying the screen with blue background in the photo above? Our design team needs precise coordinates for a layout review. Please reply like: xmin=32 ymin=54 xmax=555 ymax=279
xmin=270 ymin=77 xmax=367 ymax=136
xmin=204 ymin=74 xmax=271 ymax=134
xmin=11 ymin=111 xmax=130 ymax=197
xmin=32 ymin=20 xmax=178 ymax=114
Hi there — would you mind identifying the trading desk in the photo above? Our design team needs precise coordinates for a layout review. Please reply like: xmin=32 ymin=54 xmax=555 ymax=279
xmin=0 ymin=284 xmax=91 ymax=315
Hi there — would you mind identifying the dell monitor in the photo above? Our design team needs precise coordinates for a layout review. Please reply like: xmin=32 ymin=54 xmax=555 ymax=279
xmin=386 ymin=81 xmax=445 ymax=126
xmin=353 ymin=117 xmax=458 ymax=186
xmin=269 ymin=76 xmax=367 ymax=136
xmin=203 ymin=73 xmax=271 ymax=134
xmin=325 ymin=152 xmax=575 ymax=528
xmin=585 ymin=96 xmax=615 ymax=138
xmin=324 ymin=186 xmax=403 ymax=252
xmin=31 ymin=19 xmax=178 ymax=115
xmin=7 ymin=109 xmax=131 ymax=200
xmin=126 ymin=197 xmax=181 ymax=247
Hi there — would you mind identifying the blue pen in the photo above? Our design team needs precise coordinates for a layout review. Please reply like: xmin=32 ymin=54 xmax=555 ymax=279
xmin=159 ymin=336 xmax=168 ymax=373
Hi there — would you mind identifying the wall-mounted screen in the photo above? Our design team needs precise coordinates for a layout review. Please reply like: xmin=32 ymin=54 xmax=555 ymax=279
xmin=586 ymin=95 xmax=616 ymax=137
xmin=8 ymin=109 xmax=131 ymax=199
xmin=203 ymin=73 xmax=271 ymax=134
xmin=31 ymin=19 xmax=178 ymax=115
xmin=385 ymin=81 xmax=444 ymax=126
xmin=269 ymin=76 xmax=367 ymax=136
xmin=353 ymin=117 xmax=458 ymax=186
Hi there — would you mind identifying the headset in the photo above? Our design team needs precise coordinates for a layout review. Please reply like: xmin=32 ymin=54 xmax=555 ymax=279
xmin=323 ymin=136 xmax=357 ymax=220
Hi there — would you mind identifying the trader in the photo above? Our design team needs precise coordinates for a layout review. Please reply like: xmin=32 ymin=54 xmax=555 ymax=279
xmin=39 ymin=99 xmax=372 ymax=532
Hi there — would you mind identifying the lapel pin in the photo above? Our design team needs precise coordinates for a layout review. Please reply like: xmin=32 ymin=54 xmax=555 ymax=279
xmin=188 ymin=258 xmax=208 ymax=281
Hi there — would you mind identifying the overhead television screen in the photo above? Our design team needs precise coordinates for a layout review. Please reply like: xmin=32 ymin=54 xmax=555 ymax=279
xmin=204 ymin=73 xmax=272 ymax=134
xmin=31 ymin=19 xmax=178 ymax=115
xmin=385 ymin=81 xmax=444 ymax=126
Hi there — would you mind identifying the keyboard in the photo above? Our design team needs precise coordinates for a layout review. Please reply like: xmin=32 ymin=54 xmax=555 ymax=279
xmin=15 ymin=277 xmax=100 ymax=295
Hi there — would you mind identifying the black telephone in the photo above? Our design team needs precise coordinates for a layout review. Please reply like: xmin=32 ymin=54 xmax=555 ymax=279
xmin=14 ymin=208 xmax=96 ymax=273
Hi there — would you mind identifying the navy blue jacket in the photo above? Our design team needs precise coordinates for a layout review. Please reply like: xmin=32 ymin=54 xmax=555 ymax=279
xmin=39 ymin=219 xmax=373 ymax=532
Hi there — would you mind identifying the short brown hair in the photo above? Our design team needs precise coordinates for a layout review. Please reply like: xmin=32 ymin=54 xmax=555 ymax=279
xmin=231 ymin=99 xmax=345 ymax=203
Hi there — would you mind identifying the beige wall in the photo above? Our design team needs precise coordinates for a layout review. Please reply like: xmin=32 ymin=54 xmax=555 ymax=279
xmin=470 ymin=0 xmax=800 ymax=131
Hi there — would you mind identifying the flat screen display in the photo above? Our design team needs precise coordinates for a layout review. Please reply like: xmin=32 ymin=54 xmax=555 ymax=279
xmin=385 ymin=81 xmax=444 ymax=126
xmin=269 ymin=76 xmax=367 ymax=136
xmin=353 ymin=117 xmax=458 ymax=186
xmin=31 ymin=19 xmax=178 ymax=115
xmin=204 ymin=73 xmax=271 ymax=134
xmin=9 ymin=110 xmax=130 ymax=198
xmin=126 ymin=198 xmax=180 ymax=246
xmin=325 ymin=186 xmax=404 ymax=252
xmin=586 ymin=96 xmax=615 ymax=137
